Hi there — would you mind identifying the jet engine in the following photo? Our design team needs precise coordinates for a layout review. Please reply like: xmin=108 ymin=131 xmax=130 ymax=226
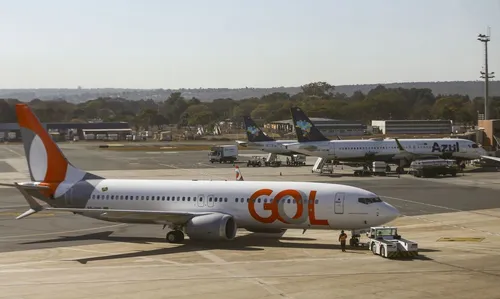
xmin=185 ymin=213 xmax=237 ymax=241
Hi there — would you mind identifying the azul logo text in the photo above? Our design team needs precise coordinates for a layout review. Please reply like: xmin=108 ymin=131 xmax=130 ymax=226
xmin=431 ymin=142 xmax=459 ymax=153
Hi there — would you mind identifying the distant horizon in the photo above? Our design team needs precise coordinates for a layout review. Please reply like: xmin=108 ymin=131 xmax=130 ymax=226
xmin=0 ymin=79 xmax=497 ymax=90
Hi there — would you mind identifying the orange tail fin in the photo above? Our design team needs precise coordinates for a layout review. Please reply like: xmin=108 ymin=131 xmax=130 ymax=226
xmin=16 ymin=104 xmax=102 ymax=197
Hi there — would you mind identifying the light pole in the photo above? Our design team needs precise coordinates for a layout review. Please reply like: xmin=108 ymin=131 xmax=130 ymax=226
xmin=478 ymin=30 xmax=495 ymax=120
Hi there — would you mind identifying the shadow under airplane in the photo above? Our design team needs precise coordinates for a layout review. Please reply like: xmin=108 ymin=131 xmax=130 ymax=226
xmin=21 ymin=230 xmax=441 ymax=264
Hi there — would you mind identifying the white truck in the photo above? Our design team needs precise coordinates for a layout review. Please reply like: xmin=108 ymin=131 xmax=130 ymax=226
xmin=209 ymin=145 xmax=238 ymax=163
xmin=367 ymin=226 xmax=418 ymax=258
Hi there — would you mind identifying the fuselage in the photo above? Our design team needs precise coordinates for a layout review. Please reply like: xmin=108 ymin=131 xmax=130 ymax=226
xmin=246 ymin=140 xmax=299 ymax=155
xmin=285 ymin=138 xmax=487 ymax=163
xmin=59 ymin=179 xmax=399 ymax=230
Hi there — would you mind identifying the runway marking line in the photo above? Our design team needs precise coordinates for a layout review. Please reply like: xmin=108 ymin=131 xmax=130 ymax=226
xmin=382 ymin=195 xmax=500 ymax=237
xmin=0 ymin=146 xmax=24 ymax=158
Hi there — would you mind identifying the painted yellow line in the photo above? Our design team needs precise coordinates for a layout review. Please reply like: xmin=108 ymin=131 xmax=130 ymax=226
xmin=437 ymin=237 xmax=485 ymax=242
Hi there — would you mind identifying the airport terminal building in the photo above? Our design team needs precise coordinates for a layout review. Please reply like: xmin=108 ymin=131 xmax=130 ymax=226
xmin=0 ymin=122 xmax=132 ymax=141
xmin=265 ymin=118 xmax=367 ymax=137
xmin=371 ymin=120 xmax=452 ymax=135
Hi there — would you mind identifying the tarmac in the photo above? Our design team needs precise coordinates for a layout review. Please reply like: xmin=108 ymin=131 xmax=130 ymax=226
xmin=1 ymin=143 xmax=500 ymax=299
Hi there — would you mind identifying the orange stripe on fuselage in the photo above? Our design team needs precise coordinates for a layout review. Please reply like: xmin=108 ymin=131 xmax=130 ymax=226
xmin=16 ymin=104 xmax=68 ymax=196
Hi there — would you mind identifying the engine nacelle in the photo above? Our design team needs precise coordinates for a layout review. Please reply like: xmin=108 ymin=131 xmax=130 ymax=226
xmin=185 ymin=213 xmax=237 ymax=241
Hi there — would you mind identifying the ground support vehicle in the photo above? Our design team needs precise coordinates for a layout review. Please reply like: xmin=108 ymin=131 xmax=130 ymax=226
xmin=408 ymin=159 xmax=459 ymax=178
xmin=366 ymin=226 xmax=418 ymax=258
xmin=209 ymin=145 xmax=238 ymax=163
xmin=246 ymin=156 xmax=263 ymax=167
xmin=286 ymin=154 xmax=306 ymax=166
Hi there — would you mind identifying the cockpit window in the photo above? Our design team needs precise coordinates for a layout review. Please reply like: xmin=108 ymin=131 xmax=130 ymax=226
xmin=358 ymin=197 xmax=382 ymax=204
xmin=472 ymin=144 xmax=478 ymax=148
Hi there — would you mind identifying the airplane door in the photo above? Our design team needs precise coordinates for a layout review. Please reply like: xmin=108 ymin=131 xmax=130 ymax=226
xmin=334 ymin=193 xmax=344 ymax=214
xmin=328 ymin=142 xmax=335 ymax=157
xmin=196 ymin=194 xmax=205 ymax=207
xmin=207 ymin=194 xmax=215 ymax=207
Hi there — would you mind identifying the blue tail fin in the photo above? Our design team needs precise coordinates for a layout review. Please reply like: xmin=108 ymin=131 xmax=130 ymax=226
xmin=289 ymin=107 xmax=329 ymax=142
xmin=243 ymin=116 xmax=275 ymax=142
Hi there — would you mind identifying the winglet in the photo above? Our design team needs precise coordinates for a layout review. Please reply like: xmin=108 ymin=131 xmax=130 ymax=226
xmin=394 ymin=138 xmax=408 ymax=153
xmin=235 ymin=165 xmax=244 ymax=181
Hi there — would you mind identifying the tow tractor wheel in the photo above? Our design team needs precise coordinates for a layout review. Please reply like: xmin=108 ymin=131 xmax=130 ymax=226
xmin=380 ymin=246 xmax=386 ymax=258
xmin=166 ymin=230 xmax=185 ymax=243
xmin=371 ymin=242 xmax=377 ymax=255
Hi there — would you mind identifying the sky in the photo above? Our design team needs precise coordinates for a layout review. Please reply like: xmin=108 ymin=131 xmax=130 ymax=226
xmin=0 ymin=0 xmax=499 ymax=89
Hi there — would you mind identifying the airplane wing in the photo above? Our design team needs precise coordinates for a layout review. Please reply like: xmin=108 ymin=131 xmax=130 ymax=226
xmin=45 ymin=207 xmax=211 ymax=225
xmin=481 ymin=155 xmax=500 ymax=163
xmin=393 ymin=138 xmax=419 ymax=160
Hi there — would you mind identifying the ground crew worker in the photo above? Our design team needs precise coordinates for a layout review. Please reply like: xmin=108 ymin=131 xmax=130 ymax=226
xmin=338 ymin=230 xmax=348 ymax=252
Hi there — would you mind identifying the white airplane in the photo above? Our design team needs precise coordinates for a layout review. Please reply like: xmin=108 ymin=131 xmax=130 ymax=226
xmin=0 ymin=104 xmax=400 ymax=245
xmin=236 ymin=115 xmax=343 ymax=156
xmin=286 ymin=106 xmax=500 ymax=173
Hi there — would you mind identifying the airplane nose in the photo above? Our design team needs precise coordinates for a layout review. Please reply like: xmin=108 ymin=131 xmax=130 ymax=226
xmin=381 ymin=202 xmax=400 ymax=222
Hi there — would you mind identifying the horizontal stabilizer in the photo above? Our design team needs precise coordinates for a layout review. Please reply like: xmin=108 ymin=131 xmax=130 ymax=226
xmin=0 ymin=182 xmax=50 ymax=190
xmin=2 ymin=182 xmax=47 ymax=219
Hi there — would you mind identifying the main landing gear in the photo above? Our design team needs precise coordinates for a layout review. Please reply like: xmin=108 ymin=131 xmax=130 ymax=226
xmin=164 ymin=225 xmax=185 ymax=243
xmin=166 ymin=230 xmax=184 ymax=243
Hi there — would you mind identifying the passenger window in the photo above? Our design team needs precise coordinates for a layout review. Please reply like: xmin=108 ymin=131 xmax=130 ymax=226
xmin=177 ymin=197 xmax=180 ymax=201
xmin=111 ymin=195 xmax=114 ymax=200
xmin=141 ymin=196 xmax=144 ymax=200
xmin=235 ymin=198 xmax=239 ymax=203
xmin=167 ymin=196 xmax=170 ymax=201
xmin=257 ymin=198 xmax=261 ymax=203
xmin=125 ymin=196 xmax=128 ymax=200
xmin=162 ymin=196 xmax=165 ymax=201
xmin=224 ymin=198 xmax=228 ymax=202
xmin=188 ymin=197 xmax=191 ymax=201
xmin=315 ymin=200 xmax=319 ymax=204
xmin=96 ymin=195 xmax=100 ymax=199
xmin=209 ymin=197 xmax=212 ymax=202
xmin=182 ymin=197 xmax=185 ymax=201
xmin=287 ymin=199 xmax=290 ymax=204
xmin=199 ymin=197 xmax=203 ymax=201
